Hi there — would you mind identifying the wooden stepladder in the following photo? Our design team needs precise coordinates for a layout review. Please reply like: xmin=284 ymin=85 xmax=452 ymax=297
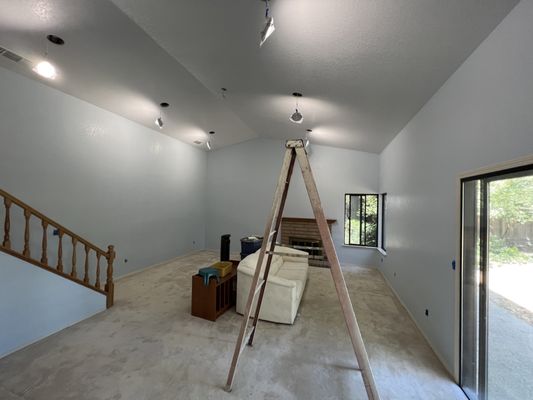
xmin=225 ymin=139 xmax=380 ymax=400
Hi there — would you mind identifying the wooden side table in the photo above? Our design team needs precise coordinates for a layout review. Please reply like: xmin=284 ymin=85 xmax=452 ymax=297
xmin=191 ymin=260 xmax=239 ymax=321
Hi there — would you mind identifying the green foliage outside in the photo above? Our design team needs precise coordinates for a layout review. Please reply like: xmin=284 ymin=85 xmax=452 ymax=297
xmin=489 ymin=237 xmax=532 ymax=264
xmin=490 ymin=176 xmax=533 ymax=225
xmin=489 ymin=176 xmax=533 ymax=264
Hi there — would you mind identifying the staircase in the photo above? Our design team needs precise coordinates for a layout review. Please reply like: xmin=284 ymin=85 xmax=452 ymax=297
xmin=0 ymin=188 xmax=115 ymax=308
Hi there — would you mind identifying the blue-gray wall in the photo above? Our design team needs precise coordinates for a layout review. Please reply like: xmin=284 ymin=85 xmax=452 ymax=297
xmin=206 ymin=138 xmax=380 ymax=267
xmin=0 ymin=252 xmax=106 ymax=357
xmin=379 ymin=0 xmax=533 ymax=375
xmin=0 ymin=66 xmax=207 ymax=357
xmin=0 ymin=66 xmax=207 ymax=277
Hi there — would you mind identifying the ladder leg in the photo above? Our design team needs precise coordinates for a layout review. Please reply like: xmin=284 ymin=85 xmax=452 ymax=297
xmin=248 ymin=151 xmax=296 ymax=346
xmin=225 ymin=148 xmax=296 ymax=392
xmin=295 ymin=146 xmax=381 ymax=400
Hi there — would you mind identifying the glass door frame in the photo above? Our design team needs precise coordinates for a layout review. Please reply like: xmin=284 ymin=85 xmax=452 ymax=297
xmin=459 ymin=158 xmax=533 ymax=400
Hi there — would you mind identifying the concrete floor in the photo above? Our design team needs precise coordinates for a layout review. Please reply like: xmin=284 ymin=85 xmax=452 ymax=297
xmin=488 ymin=298 xmax=533 ymax=400
xmin=0 ymin=251 xmax=465 ymax=400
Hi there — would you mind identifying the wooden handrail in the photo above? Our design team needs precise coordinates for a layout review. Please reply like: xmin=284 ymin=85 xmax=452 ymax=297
xmin=0 ymin=189 xmax=108 ymax=256
xmin=0 ymin=188 xmax=115 ymax=307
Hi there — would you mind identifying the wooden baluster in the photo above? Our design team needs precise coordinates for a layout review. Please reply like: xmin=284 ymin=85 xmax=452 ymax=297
xmin=57 ymin=230 xmax=64 ymax=272
xmin=3 ymin=198 xmax=11 ymax=249
xmin=41 ymin=220 xmax=48 ymax=265
xmin=95 ymin=253 xmax=101 ymax=289
xmin=71 ymin=237 xmax=77 ymax=278
xmin=105 ymin=245 xmax=115 ymax=308
xmin=83 ymin=245 xmax=89 ymax=284
xmin=23 ymin=209 xmax=31 ymax=257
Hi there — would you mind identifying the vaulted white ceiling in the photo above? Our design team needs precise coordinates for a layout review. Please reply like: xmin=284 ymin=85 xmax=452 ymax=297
xmin=0 ymin=0 xmax=518 ymax=152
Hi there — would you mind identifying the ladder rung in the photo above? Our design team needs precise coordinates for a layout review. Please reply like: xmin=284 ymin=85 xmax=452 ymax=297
xmin=245 ymin=326 xmax=255 ymax=345
xmin=253 ymin=280 xmax=265 ymax=297
xmin=239 ymin=326 xmax=256 ymax=356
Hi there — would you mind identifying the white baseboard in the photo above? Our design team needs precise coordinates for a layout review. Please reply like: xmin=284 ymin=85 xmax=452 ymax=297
xmin=116 ymin=249 xmax=215 ymax=281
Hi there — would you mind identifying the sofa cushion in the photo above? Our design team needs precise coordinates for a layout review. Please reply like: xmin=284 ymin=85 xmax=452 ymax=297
xmin=239 ymin=252 xmax=283 ymax=276
xmin=281 ymin=261 xmax=309 ymax=271
xmin=276 ymin=268 xmax=308 ymax=285
xmin=274 ymin=245 xmax=308 ymax=264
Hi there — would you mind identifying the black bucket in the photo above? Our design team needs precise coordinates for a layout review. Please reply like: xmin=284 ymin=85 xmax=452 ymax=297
xmin=240 ymin=236 xmax=263 ymax=259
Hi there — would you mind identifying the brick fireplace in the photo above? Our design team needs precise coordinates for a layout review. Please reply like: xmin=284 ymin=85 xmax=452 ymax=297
xmin=280 ymin=217 xmax=337 ymax=267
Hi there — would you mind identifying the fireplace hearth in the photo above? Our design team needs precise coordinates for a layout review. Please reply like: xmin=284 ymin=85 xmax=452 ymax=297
xmin=280 ymin=217 xmax=336 ymax=267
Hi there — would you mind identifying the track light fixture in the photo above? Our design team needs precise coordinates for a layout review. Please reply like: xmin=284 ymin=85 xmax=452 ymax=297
xmin=33 ymin=34 xmax=64 ymax=80
xmin=289 ymin=92 xmax=304 ymax=124
xmin=259 ymin=0 xmax=275 ymax=47
xmin=305 ymin=129 xmax=312 ymax=148
xmin=155 ymin=102 xmax=169 ymax=129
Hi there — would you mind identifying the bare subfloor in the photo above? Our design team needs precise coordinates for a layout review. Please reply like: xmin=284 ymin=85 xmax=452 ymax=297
xmin=0 ymin=251 xmax=465 ymax=400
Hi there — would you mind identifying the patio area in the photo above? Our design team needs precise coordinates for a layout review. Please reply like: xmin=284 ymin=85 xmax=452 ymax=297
xmin=488 ymin=262 xmax=533 ymax=400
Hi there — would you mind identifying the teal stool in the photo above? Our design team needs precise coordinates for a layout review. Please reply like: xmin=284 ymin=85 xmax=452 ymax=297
xmin=198 ymin=267 xmax=221 ymax=286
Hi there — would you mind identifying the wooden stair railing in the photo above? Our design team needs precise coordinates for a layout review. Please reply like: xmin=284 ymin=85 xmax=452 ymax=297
xmin=0 ymin=188 xmax=115 ymax=308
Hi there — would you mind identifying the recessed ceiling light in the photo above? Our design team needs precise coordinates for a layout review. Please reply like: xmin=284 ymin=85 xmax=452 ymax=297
xmin=155 ymin=117 xmax=163 ymax=129
xmin=194 ymin=140 xmax=202 ymax=145
xmin=206 ymin=141 xmax=212 ymax=150
xmin=46 ymin=34 xmax=65 ymax=46
xmin=306 ymin=129 xmax=313 ymax=132
xmin=209 ymin=131 xmax=215 ymax=135
xmin=160 ymin=102 xmax=169 ymax=108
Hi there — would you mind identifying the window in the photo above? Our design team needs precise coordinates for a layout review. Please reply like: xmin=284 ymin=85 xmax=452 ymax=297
xmin=344 ymin=194 xmax=379 ymax=247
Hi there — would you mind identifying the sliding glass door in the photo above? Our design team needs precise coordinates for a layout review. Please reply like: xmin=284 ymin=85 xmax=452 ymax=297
xmin=460 ymin=165 xmax=533 ymax=400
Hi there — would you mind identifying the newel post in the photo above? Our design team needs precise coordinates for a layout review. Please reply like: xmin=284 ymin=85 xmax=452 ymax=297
xmin=105 ymin=245 xmax=115 ymax=308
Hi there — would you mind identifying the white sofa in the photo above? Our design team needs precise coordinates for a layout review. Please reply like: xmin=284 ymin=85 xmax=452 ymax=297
xmin=236 ymin=245 xmax=309 ymax=324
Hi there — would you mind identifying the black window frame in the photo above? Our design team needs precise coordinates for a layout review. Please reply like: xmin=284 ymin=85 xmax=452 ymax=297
xmin=344 ymin=193 xmax=380 ymax=247
xmin=380 ymin=193 xmax=387 ymax=251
